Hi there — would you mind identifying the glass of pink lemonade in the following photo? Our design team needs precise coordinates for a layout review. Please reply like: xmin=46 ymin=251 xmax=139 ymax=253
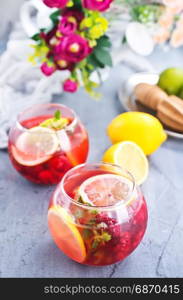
xmin=48 ymin=163 xmax=148 ymax=266
xmin=8 ymin=103 xmax=89 ymax=185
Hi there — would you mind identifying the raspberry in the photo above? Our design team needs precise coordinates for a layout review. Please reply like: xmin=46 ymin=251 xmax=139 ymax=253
xmin=96 ymin=213 xmax=121 ymax=245
xmin=49 ymin=154 xmax=72 ymax=172
xmin=28 ymin=165 xmax=43 ymax=176
xmin=96 ymin=213 xmax=116 ymax=226
xmin=38 ymin=170 xmax=55 ymax=184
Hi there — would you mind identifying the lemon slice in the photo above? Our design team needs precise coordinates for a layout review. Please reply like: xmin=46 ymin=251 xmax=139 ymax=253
xmin=103 ymin=141 xmax=149 ymax=185
xmin=78 ymin=174 xmax=134 ymax=207
xmin=12 ymin=126 xmax=59 ymax=166
xmin=48 ymin=206 xmax=86 ymax=263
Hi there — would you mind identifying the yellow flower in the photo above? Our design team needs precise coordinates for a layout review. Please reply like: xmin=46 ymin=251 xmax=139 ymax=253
xmin=66 ymin=0 xmax=74 ymax=7
xmin=28 ymin=43 xmax=49 ymax=65
xmin=89 ymin=40 xmax=97 ymax=48
xmin=89 ymin=24 xmax=105 ymax=40
xmin=96 ymin=17 xmax=108 ymax=31
xmin=80 ymin=17 xmax=93 ymax=29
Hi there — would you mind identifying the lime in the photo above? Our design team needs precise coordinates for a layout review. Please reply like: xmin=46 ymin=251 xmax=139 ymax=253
xmin=178 ymin=86 xmax=183 ymax=99
xmin=158 ymin=67 xmax=183 ymax=95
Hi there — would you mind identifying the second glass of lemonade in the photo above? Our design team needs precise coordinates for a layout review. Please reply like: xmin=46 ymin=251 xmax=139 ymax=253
xmin=48 ymin=163 xmax=148 ymax=266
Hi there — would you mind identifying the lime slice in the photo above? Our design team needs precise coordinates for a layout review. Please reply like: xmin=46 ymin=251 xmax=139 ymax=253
xmin=48 ymin=205 xmax=86 ymax=263
xmin=78 ymin=174 xmax=134 ymax=207
xmin=12 ymin=126 xmax=59 ymax=166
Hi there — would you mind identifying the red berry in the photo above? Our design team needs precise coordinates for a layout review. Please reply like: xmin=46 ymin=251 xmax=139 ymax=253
xmin=96 ymin=213 xmax=116 ymax=226
xmin=38 ymin=170 xmax=55 ymax=184
xmin=49 ymin=154 xmax=72 ymax=172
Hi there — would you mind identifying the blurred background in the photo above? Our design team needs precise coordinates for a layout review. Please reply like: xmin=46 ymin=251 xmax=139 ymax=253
xmin=0 ymin=0 xmax=25 ymax=38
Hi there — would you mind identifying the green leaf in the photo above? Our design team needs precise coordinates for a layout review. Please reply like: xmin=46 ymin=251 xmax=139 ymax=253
xmin=31 ymin=33 xmax=41 ymax=41
xmin=97 ymin=36 xmax=112 ymax=49
xmin=93 ymin=48 xmax=113 ymax=67
xmin=54 ymin=110 xmax=61 ymax=120
xmin=87 ymin=54 xmax=105 ymax=69
xmin=50 ymin=9 xmax=61 ymax=25
xmin=78 ymin=196 xmax=92 ymax=206
xmin=91 ymin=210 xmax=98 ymax=215
xmin=122 ymin=35 xmax=127 ymax=44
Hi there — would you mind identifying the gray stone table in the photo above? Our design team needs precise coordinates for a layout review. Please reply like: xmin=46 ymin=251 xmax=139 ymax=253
xmin=0 ymin=44 xmax=183 ymax=278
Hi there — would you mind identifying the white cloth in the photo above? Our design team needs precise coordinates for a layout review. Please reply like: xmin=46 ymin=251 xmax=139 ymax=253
xmin=0 ymin=22 xmax=68 ymax=149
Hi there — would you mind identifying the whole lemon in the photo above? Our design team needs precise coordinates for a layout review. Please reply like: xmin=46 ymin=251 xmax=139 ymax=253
xmin=158 ymin=67 xmax=183 ymax=95
xmin=107 ymin=112 xmax=167 ymax=155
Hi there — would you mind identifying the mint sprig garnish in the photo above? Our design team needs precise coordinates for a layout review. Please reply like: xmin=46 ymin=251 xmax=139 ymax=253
xmin=40 ymin=110 xmax=69 ymax=130
xmin=91 ymin=231 xmax=111 ymax=249
xmin=77 ymin=196 xmax=92 ymax=206
xmin=54 ymin=110 xmax=61 ymax=120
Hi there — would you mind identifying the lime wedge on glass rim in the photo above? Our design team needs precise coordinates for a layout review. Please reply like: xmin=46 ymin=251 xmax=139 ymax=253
xmin=40 ymin=110 xmax=69 ymax=131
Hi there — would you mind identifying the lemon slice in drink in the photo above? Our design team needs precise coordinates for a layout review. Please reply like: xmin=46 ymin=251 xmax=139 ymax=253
xmin=103 ymin=141 xmax=149 ymax=185
xmin=78 ymin=174 xmax=134 ymax=207
xmin=12 ymin=126 xmax=59 ymax=166
xmin=48 ymin=205 xmax=86 ymax=263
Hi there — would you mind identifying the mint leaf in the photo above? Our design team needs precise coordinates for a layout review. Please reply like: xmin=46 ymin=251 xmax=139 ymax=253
xmin=94 ymin=49 xmax=113 ymax=67
xmin=92 ymin=239 xmax=100 ymax=249
xmin=102 ymin=232 xmax=111 ymax=242
xmin=83 ymin=229 xmax=92 ymax=240
xmin=78 ymin=196 xmax=92 ymax=206
xmin=54 ymin=110 xmax=61 ymax=120
xmin=91 ymin=210 xmax=98 ymax=215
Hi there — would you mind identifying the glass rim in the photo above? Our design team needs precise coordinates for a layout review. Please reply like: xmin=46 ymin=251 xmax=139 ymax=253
xmin=58 ymin=162 xmax=136 ymax=210
xmin=16 ymin=103 xmax=78 ymax=133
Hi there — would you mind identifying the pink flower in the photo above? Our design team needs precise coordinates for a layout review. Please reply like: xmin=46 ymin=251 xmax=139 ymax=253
xmin=41 ymin=62 xmax=56 ymax=76
xmin=43 ymin=0 xmax=68 ymax=8
xmin=54 ymin=56 xmax=75 ymax=70
xmin=82 ymin=0 xmax=113 ymax=12
xmin=63 ymin=79 xmax=78 ymax=93
xmin=58 ymin=17 xmax=77 ymax=35
xmin=54 ymin=34 xmax=92 ymax=63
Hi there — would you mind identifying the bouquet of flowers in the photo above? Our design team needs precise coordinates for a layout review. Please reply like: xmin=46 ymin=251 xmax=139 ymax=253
xmin=29 ymin=0 xmax=114 ymax=97
xmin=109 ymin=0 xmax=183 ymax=54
